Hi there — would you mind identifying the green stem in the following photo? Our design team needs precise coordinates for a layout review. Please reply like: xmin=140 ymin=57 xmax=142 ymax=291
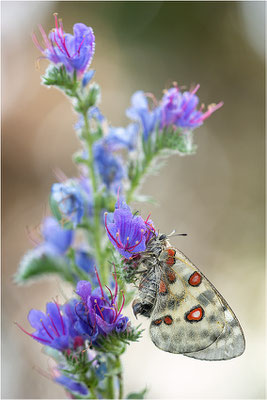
xmin=81 ymin=109 xmax=108 ymax=284
xmin=107 ymin=375 xmax=114 ymax=399
xmin=116 ymin=355 xmax=123 ymax=399
xmin=89 ymin=386 xmax=98 ymax=399
xmin=126 ymin=150 xmax=158 ymax=204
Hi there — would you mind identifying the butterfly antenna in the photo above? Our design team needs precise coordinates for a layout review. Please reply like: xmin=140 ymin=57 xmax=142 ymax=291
xmin=167 ymin=230 xmax=187 ymax=237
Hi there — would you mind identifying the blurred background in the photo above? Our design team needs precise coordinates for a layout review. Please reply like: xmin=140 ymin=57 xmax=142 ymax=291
xmin=2 ymin=1 xmax=265 ymax=399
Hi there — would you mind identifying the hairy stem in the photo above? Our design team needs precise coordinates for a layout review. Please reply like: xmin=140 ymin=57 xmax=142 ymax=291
xmin=89 ymin=386 xmax=98 ymax=399
xmin=117 ymin=355 xmax=123 ymax=399
xmin=81 ymin=111 xmax=108 ymax=284
xmin=107 ymin=375 xmax=114 ymax=399
xmin=126 ymin=148 xmax=159 ymax=204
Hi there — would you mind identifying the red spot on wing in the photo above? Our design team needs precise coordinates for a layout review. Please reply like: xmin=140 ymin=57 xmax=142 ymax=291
xmin=186 ymin=306 xmax=204 ymax=322
xmin=159 ymin=280 xmax=167 ymax=294
xmin=164 ymin=315 xmax=173 ymax=325
xmin=167 ymin=248 xmax=176 ymax=257
xmin=166 ymin=269 xmax=176 ymax=283
xmin=153 ymin=318 xmax=163 ymax=326
xmin=188 ymin=271 xmax=202 ymax=286
xmin=166 ymin=257 xmax=175 ymax=266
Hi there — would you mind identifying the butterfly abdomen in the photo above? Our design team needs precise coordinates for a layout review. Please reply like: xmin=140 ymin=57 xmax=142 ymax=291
xmin=132 ymin=267 xmax=158 ymax=318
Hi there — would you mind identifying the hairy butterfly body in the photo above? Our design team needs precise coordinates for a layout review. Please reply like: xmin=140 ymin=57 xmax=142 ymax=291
xmin=131 ymin=234 xmax=245 ymax=360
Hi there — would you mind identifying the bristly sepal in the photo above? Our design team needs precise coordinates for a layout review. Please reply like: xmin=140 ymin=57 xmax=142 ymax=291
xmin=42 ymin=65 xmax=79 ymax=96
xmin=95 ymin=324 xmax=144 ymax=356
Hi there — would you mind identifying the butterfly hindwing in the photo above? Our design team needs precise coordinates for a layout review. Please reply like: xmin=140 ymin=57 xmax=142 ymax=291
xmin=149 ymin=245 xmax=245 ymax=360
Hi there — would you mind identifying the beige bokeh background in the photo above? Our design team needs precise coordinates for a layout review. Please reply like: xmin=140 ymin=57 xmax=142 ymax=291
xmin=2 ymin=1 xmax=265 ymax=399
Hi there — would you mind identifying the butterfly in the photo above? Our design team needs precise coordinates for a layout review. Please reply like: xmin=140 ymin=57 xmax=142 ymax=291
xmin=130 ymin=233 xmax=245 ymax=360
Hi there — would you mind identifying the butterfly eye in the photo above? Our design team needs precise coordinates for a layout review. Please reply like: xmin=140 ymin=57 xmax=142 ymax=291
xmin=159 ymin=234 xmax=167 ymax=241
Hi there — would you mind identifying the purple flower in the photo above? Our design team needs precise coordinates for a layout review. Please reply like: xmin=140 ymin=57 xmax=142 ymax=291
xmin=160 ymin=84 xmax=223 ymax=130
xmin=115 ymin=316 xmax=129 ymax=333
xmin=93 ymin=139 xmax=125 ymax=192
xmin=40 ymin=216 xmax=74 ymax=256
xmin=54 ymin=373 xmax=88 ymax=396
xmin=104 ymin=123 xmax=139 ymax=151
xmin=74 ymin=269 xmax=128 ymax=340
xmin=16 ymin=301 xmax=75 ymax=351
xmin=62 ymin=299 xmax=88 ymax=346
xmin=51 ymin=182 xmax=85 ymax=226
xmin=126 ymin=91 xmax=161 ymax=140
xmin=104 ymin=199 xmax=156 ymax=259
xmin=32 ymin=14 xmax=95 ymax=77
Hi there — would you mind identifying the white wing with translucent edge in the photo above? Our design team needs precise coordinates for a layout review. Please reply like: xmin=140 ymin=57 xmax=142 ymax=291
xmin=149 ymin=247 xmax=245 ymax=360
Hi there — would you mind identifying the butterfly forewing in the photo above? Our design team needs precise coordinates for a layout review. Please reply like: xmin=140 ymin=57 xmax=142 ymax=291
xmin=149 ymin=245 xmax=245 ymax=360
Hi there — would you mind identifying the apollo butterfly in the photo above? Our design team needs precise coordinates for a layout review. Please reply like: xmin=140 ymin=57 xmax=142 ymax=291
xmin=131 ymin=233 xmax=245 ymax=360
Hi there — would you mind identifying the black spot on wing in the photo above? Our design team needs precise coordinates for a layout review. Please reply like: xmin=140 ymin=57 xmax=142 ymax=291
xmin=200 ymin=329 xmax=209 ymax=338
xmin=208 ymin=314 xmax=217 ymax=323
xmin=197 ymin=290 xmax=215 ymax=307
xmin=161 ymin=332 xmax=169 ymax=341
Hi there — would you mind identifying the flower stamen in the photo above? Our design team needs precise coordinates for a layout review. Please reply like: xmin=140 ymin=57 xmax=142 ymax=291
xmin=40 ymin=319 xmax=54 ymax=340
xmin=117 ymin=291 xmax=125 ymax=318
xmin=94 ymin=267 xmax=105 ymax=300
xmin=54 ymin=299 xmax=66 ymax=336
xmin=47 ymin=314 xmax=60 ymax=337
xmin=15 ymin=322 xmax=51 ymax=344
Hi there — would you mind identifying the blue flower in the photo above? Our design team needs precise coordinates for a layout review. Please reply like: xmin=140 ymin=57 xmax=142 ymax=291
xmin=82 ymin=69 xmax=95 ymax=87
xmin=40 ymin=216 xmax=74 ymax=255
xmin=87 ymin=349 xmax=108 ymax=380
xmin=93 ymin=139 xmax=125 ymax=192
xmin=32 ymin=14 xmax=95 ymax=77
xmin=104 ymin=123 xmax=139 ymax=151
xmin=94 ymin=359 xmax=108 ymax=380
xmin=18 ymin=217 xmax=73 ymax=279
xmin=104 ymin=199 xmax=156 ymax=259
xmin=75 ymin=250 xmax=98 ymax=285
xmin=77 ymin=176 xmax=94 ymax=218
xmin=126 ymin=91 xmax=161 ymax=140
xmin=16 ymin=301 xmax=75 ymax=351
xmin=51 ymin=182 xmax=85 ymax=226
xmin=160 ymin=85 xmax=223 ymax=130
xmin=54 ymin=373 xmax=88 ymax=396
xmin=75 ymin=250 xmax=94 ymax=274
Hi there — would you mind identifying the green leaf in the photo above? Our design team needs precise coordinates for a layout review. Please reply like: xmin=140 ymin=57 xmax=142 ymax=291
xmin=14 ymin=250 xmax=75 ymax=285
xmin=127 ymin=388 xmax=148 ymax=399
xmin=72 ymin=151 xmax=88 ymax=166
